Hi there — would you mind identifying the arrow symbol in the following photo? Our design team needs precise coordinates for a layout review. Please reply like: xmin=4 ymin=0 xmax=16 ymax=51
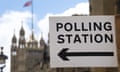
xmin=58 ymin=48 xmax=114 ymax=61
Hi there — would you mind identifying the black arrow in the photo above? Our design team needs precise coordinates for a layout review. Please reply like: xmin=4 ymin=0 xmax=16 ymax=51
xmin=58 ymin=48 xmax=114 ymax=61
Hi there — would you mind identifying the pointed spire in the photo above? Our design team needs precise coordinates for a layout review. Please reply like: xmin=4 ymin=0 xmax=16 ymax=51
xmin=27 ymin=29 xmax=38 ymax=48
xmin=40 ymin=31 xmax=43 ymax=41
xmin=11 ymin=29 xmax=17 ymax=48
xmin=40 ymin=32 xmax=45 ymax=48
xmin=31 ymin=30 xmax=35 ymax=40
xmin=18 ymin=22 xmax=26 ymax=48
xmin=19 ymin=22 xmax=25 ymax=36
xmin=12 ymin=29 xmax=17 ymax=43
xmin=29 ymin=29 xmax=35 ymax=41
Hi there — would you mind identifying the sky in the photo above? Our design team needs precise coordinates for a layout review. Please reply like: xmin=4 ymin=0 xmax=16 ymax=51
xmin=0 ymin=0 xmax=89 ymax=72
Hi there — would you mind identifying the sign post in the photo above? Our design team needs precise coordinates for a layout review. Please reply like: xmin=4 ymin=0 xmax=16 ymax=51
xmin=49 ymin=16 xmax=118 ymax=68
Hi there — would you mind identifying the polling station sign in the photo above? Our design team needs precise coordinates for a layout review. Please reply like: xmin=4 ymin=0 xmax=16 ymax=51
xmin=49 ymin=16 xmax=118 ymax=68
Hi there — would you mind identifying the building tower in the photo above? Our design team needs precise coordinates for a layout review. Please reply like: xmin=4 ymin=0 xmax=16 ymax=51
xmin=19 ymin=25 xmax=26 ymax=48
xmin=11 ymin=25 xmax=56 ymax=72
xmin=27 ymin=31 xmax=38 ymax=49
xmin=11 ymin=32 xmax=17 ymax=72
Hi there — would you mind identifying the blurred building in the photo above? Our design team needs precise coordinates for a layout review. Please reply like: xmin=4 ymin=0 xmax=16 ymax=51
xmin=10 ymin=25 xmax=56 ymax=72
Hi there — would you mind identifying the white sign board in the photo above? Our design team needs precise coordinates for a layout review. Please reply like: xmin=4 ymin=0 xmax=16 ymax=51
xmin=49 ymin=16 xmax=118 ymax=68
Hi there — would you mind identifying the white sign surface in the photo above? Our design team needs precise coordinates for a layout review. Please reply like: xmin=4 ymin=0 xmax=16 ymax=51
xmin=49 ymin=16 xmax=118 ymax=68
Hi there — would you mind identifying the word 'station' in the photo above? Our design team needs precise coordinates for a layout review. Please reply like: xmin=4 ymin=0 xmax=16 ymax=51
xmin=49 ymin=16 xmax=118 ymax=68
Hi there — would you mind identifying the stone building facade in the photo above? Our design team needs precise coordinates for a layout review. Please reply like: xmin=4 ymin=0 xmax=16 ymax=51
xmin=89 ymin=0 xmax=120 ymax=15
xmin=11 ymin=25 xmax=56 ymax=72
xmin=89 ymin=0 xmax=116 ymax=15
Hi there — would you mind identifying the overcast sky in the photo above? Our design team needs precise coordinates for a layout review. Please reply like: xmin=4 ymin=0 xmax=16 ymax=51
xmin=0 ymin=0 xmax=89 ymax=72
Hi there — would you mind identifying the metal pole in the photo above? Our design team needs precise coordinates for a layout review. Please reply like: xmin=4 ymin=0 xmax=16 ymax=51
xmin=31 ymin=0 xmax=34 ymax=31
